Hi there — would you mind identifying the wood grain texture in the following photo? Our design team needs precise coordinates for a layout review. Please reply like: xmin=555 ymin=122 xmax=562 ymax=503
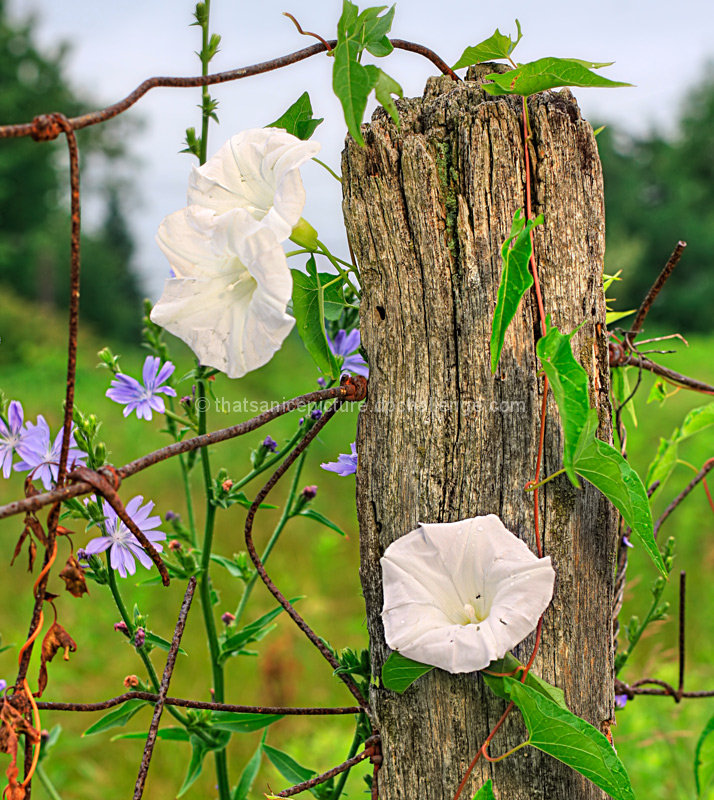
xmin=342 ymin=66 xmax=618 ymax=799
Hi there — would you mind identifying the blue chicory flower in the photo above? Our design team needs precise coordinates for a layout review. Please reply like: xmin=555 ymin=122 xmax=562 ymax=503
xmin=0 ymin=401 xmax=28 ymax=478
xmin=14 ymin=415 xmax=86 ymax=489
xmin=321 ymin=442 xmax=358 ymax=477
xmin=327 ymin=329 xmax=368 ymax=378
xmin=311 ymin=409 xmax=322 ymax=421
xmin=84 ymin=495 xmax=167 ymax=579
xmin=615 ymin=693 xmax=628 ymax=710
xmin=263 ymin=436 xmax=278 ymax=453
xmin=0 ymin=679 xmax=6 ymax=694
xmin=106 ymin=356 xmax=177 ymax=420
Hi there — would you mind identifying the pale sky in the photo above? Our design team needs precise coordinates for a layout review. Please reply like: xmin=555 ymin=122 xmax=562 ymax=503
xmin=7 ymin=0 xmax=713 ymax=297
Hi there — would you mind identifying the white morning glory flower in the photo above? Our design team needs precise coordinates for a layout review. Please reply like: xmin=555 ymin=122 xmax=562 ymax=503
xmin=381 ymin=515 xmax=555 ymax=673
xmin=151 ymin=206 xmax=294 ymax=379
xmin=187 ymin=127 xmax=321 ymax=242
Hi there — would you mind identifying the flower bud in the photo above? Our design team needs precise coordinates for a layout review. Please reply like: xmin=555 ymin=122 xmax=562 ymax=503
xmin=124 ymin=675 xmax=140 ymax=688
xmin=114 ymin=621 xmax=129 ymax=636
xmin=221 ymin=612 xmax=236 ymax=626
xmin=134 ymin=627 xmax=146 ymax=648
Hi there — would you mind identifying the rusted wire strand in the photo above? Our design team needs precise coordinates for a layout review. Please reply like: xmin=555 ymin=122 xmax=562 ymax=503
xmin=627 ymin=241 xmax=687 ymax=341
xmin=0 ymin=385 xmax=355 ymax=521
xmin=134 ymin=577 xmax=196 ymax=800
xmin=273 ymin=735 xmax=381 ymax=798
xmin=0 ymin=39 xmax=456 ymax=140
xmin=35 ymin=694 xmax=360 ymax=714
xmin=244 ymin=377 xmax=371 ymax=714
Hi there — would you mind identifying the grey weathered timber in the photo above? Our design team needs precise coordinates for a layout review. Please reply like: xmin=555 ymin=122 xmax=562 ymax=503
xmin=343 ymin=67 xmax=618 ymax=800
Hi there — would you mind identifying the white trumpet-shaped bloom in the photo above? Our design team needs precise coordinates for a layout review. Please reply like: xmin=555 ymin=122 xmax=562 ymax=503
xmin=151 ymin=206 xmax=294 ymax=379
xmin=187 ymin=128 xmax=321 ymax=242
xmin=381 ymin=515 xmax=555 ymax=673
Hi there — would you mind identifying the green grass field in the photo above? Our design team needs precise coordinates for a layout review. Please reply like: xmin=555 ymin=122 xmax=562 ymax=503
xmin=1 ymin=290 xmax=713 ymax=800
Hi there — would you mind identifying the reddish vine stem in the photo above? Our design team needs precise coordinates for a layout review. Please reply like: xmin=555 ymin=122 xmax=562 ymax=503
xmin=0 ymin=39 xmax=456 ymax=140
xmin=273 ymin=736 xmax=381 ymax=797
xmin=0 ymin=386 xmax=354 ymax=521
xmin=453 ymin=94 xmax=551 ymax=800
xmin=243 ymin=378 xmax=372 ymax=715
xmin=134 ymin=577 xmax=196 ymax=799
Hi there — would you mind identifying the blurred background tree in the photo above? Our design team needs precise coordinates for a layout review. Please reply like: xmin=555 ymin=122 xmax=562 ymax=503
xmin=599 ymin=65 xmax=714 ymax=332
xmin=0 ymin=0 xmax=143 ymax=346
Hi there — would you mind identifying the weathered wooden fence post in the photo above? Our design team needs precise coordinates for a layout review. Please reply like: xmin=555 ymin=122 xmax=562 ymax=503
xmin=342 ymin=68 xmax=618 ymax=799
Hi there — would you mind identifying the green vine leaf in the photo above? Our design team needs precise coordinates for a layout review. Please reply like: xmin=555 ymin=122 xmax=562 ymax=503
xmin=504 ymin=678 xmax=635 ymax=800
xmin=298 ymin=508 xmax=347 ymax=536
xmin=535 ymin=319 xmax=590 ymax=485
xmin=332 ymin=1 xmax=401 ymax=145
xmin=490 ymin=209 xmax=543 ymax=373
xmin=266 ymin=92 xmax=323 ymax=140
xmin=110 ymin=727 xmax=190 ymax=742
xmin=574 ymin=433 xmax=664 ymax=576
xmin=482 ymin=653 xmax=566 ymax=709
xmin=471 ymin=779 xmax=496 ymax=800
xmin=381 ymin=650 xmax=434 ymax=693
xmin=452 ymin=20 xmax=522 ymax=69
xmin=291 ymin=256 xmax=344 ymax=378
xmin=537 ymin=320 xmax=662 ymax=575
xmin=694 ymin=713 xmax=714 ymax=797
xmin=482 ymin=57 xmax=632 ymax=97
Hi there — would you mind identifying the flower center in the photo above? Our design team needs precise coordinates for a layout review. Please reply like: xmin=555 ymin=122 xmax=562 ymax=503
xmin=460 ymin=597 xmax=489 ymax=625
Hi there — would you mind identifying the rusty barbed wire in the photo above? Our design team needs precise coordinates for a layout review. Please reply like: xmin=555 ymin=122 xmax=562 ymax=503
xmin=135 ymin=577 xmax=196 ymax=800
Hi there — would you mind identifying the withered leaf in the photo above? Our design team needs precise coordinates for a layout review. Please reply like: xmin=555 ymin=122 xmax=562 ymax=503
xmin=38 ymin=622 xmax=77 ymax=697
xmin=28 ymin=539 xmax=37 ymax=572
xmin=26 ymin=514 xmax=48 ymax=546
xmin=59 ymin=554 xmax=88 ymax=598
xmin=0 ymin=694 xmax=40 ymax=755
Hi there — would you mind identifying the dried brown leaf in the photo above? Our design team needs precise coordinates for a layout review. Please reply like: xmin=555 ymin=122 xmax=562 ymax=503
xmin=59 ymin=554 xmax=88 ymax=598
xmin=38 ymin=622 xmax=77 ymax=697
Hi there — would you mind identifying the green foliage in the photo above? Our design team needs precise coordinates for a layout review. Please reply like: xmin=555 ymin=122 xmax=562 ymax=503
xmin=646 ymin=402 xmax=714 ymax=489
xmin=297 ymin=508 xmax=346 ymax=536
xmin=210 ymin=712 xmax=284 ymax=734
xmin=471 ymin=780 xmax=496 ymax=800
xmin=452 ymin=21 xmax=522 ymax=69
xmin=482 ymin=653 xmax=566 ymax=709
xmin=263 ymin=743 xmax=333 ymax=799
xmin=232 ymin=735 xmax=264 ymax=800
xmin=694 ymin=714 xmax=714 ymax=797
xmin=332 ymin=1 xmax=402 ymax=146
xmin=482 ymin=57 xmax=631 ymax=97
xmin=82 ymin=699 xmax=148 ymax=736
xmin=381 ymin=650 xmax=434 ymax=692
xmin=291 ymin=256 xmax=348 ymax=378
xmin=537 ymin=320 xmax=663 ymax=574
xmin=490 ymin=209 xmax=543 ymax=373
xmin=504 ymin=678 xmax=635 ymax=800
xmin=218 ymin=600 xmax=298 ymax=663
xmin=599 ymin=68 xmax=714 ymax=332
xmin=267 ymin=92 xmax=323 ymax=140
xmin=0 ymin=6 xmax=142 ymax=341
xmin=536 ymin=320 xmax=591 ymax=485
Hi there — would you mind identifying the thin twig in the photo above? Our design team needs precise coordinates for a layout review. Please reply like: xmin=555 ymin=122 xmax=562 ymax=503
xmin=612 ymin=352 xmax=714 ymax=396
xmin=273 ymin=736 xmax=380 ymax=797
xmin=627 ymin=241 xmax=686 ymax=341
xmin=654 ymin=458 xmax=714 ymax=539
xmin=134 ymin=577 xmax=196 ymax=799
